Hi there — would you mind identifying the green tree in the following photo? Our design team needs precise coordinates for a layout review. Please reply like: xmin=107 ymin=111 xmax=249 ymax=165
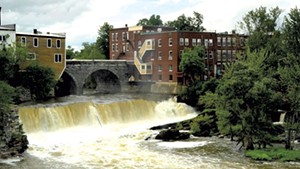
xmin=0 ymin=81 xmax=15 ymax=112
xmin=203 ymin=50 xmax=280 ymax=150
xmin=75 ymin=42 xmax=105 ymax=60
xmin=282 ymin=7 xmax=300 ymax=57
xmin=166 ymin=11 xmax=205 ymax=31
xmin=137 ymin=14 xmax=163 ymax=26
xmin=179 ymin=46 xmax=206 ymax=84
xmin=278 ymin=54 xmax=300 ymax=150
xmin=66 ymin=45 xmax=77 ymax=59
xmin=22 ymin=64 xmax=56 ymax=100
xmin=238 ymin=6 xmax=283 ymax=56
xmin=96 ymin=22 xmax=113 ymax=59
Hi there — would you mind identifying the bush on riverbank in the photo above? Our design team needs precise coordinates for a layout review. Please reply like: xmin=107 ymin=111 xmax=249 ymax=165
xmin=245 ymin=148 xmax=300 ymax=162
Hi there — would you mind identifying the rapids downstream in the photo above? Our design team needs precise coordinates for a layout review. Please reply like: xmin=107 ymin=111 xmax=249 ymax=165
xmin=0 ymin=94 xmax=299 ymax=169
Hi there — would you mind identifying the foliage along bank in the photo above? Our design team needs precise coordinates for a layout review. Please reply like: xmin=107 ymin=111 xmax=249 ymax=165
xmin=177 ymin=6 xmax=300 ymax=158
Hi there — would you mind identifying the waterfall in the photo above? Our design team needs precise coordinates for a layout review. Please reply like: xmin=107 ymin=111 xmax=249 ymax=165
xmin=18 ymin=99 xmax=197 ymax=133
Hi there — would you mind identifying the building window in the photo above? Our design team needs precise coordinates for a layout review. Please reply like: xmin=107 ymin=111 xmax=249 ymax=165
xmin=115 ymin=33 xmax=118 ymax=41
xmin=222 ymin=50 xmax=227 ymax=61
xmin=169 ymin=65 xmax=173 ymax=72
xmin=179 ymin=38 xmax=184 ymax=46
xmin=158 ymin=65 xmax=162 ymax=72
xmin=217 ymin=50 xmax=221 ymax=61
xmin=122 ymin=32 xmax=126 ymax=41
xmin=158 ymin=51 xmax=162 ymax=60
xmin=209 ymin=51 xmax=214 ymax=59
xmin=115 ymin=44 xmax=118 ymax=51
xmin=232 ymin=37 xmax=236 ymax=46
xmin=150 ymin=51 xmax=154 ymax=60
xmin=217 ymin=37 xmax=221 ymax=46
xmin=56 ymin=39 xmax=61 ymax=48
xmin=185 ymin=38 xmax=189 ymax=46
xmin=47 ymin=38 xmax=52 ymax=48
xmin=158 ymin=39 xmax=162 ymax=47
xmin=126 ymin=42 xmax=130 ymax=51
xmin=232 ymin=50 xmax=236 ymax=60
xmin=168 ymin=50 xmax=173 ymax=60
xmin=209 ymin=39 xmax=213 ymax=46
xmin=192 ymin=38 xmax=197 ymax=46
xmin=197 ymin=38 xmax=201 ymax=45
xmin=122 ymin=45 xmax=126 ymax=53
xmin=0 ymin=35 xmax=6 ymax=41
xmin=169 ymin=38 xmax=173 ymax=46
xmin=138 ymin=40 xmax=142 ymax=48
xmin=126 ymin=32 xmax=129 ymax=40
xmin=169 ymin=75 xmax=173 ymax=81
xmin=222 ymin=37 xmax=226 ymax=46
xmin=179 ymin=50 xmax=183 ymax=59
xmin=54 ymin=53 xmax=62 ymax=63
xmin=33 ymin=37 xmax=38 ymax=47
xmin=112 ymin=33 xmax=114 ymax=41
xmin=26 ymin=53 xmax=36 ymax=60
xmin=227 ymin=37 xmax=231 ymax=46
xmin=21 ymin=37 xmax=26 ymax=46
xmin=158 ymin=74 xmax=162 ymax=81
xmin=112 ymin=44 xmax=115 ymax=52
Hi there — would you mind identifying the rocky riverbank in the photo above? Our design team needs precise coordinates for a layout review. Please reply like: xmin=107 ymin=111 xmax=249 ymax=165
xmin=0 ymin=107 xmax=28 ymax=159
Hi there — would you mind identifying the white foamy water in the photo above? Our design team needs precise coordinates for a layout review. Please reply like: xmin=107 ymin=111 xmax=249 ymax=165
xmin=18 ymin=98 xmax=207 ymax=169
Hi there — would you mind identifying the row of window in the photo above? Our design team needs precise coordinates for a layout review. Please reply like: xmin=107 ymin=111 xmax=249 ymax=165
xmin=217 ymin=36 xmax=245 ymax=47
xmin=111 ymin=32 xmax=129 ymax=42
xmin=21 ymin=37 xmax=62 ymax=48
xmin=26 ymin=53 xmax=63 ymax=63
xmin=0 ymin=35 xmax=7 ymax=41
xmin=112 ymin=34 xmax=245 ymax=49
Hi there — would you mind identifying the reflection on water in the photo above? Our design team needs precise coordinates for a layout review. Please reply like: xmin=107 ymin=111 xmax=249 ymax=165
xmin=1 ymin=94 xmax=300 ymax=169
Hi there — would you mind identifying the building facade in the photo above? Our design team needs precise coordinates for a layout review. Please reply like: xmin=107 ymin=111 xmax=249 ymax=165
xmin=110 ymin=25 xmax=247 ymax=85
xmin=0 ymin=24 xmax=16 ymax=49
xmin=16 ymin=29 xmax=66 ymax=79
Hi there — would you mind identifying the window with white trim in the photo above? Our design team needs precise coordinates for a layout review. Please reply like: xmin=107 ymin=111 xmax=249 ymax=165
xmin=56 ymin=39 xmax=61 ymax=48
xmin=192 ymin=38 xmax=196 ymax=46
xmin=179 ymin=38 xmax=184 ymax=46
xmin=33 ymin=37 xmax=38 ymax=47
xmin=184 ymin=38 xmax=189 ymax=46
xmin=158 ymin=51 xmax=162 ymax=60
xmin=168 ymin=38 xmax=173 ymax=46
xmin=54 ymin=53 xmax=62 ymax=63
xmin=168 ymin=50 xmax=173 ymax=60
xmin=158 ymin=39 xmax=162 ymax=47
xmin=169 ymin=65 xmax=173 ymax=72
xmin=47 ymin=38 xmax=52 ymax=48
xmin=21 ymin=37 xmax=26 ymax=46
xmin=158 ymin=65 xmax=162 ymax=72
xmin=26 ymin=53 xmax=36 ymax=60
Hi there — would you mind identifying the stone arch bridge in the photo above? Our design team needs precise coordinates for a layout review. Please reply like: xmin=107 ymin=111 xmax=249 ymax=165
xmin=56 ymin=60 xmax=132 ymax=96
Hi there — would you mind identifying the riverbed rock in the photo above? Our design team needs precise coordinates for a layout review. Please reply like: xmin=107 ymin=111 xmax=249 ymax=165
xmin=0 ymin=107 xmax=29 ymax=159
xmin=155 ymin=129 xmax=190 ymax=141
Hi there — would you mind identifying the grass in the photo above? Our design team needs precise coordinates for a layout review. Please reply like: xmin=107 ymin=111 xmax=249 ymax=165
xmin=245 ymin=148 xmax=300 ymax=162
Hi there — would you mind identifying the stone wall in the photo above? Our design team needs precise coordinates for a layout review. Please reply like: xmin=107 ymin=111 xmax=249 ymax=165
xmin=0 ymin=107 xmax=28 ymax=159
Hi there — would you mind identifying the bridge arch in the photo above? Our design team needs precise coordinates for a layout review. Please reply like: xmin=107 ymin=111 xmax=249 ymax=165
xmin=58 ymin=60 xmax=130 ymax=96
xmin=84 ymin=69 xmax=121 ymax=94
xmin=55 ymin=71 xmax=80 ymax=97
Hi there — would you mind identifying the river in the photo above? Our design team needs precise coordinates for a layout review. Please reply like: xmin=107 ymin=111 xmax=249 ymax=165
xmin=0 ymin=93 xmax=299 ymax=169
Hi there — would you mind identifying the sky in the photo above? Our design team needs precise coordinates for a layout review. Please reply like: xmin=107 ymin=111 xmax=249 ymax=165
xmin=1 ymin=0 xmax=299 ymax=51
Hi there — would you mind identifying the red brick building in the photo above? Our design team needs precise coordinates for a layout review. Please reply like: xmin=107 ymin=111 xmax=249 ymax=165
xmin=110 ymin=25 xmax=247 ymax=86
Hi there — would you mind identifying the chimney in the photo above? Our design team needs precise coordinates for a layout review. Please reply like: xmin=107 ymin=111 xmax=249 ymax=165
xmin=0 ymin=7 xmax=2 ymax=26
xmin=125 ymin=24 xmax=128 ymax=27
xmin=33 ymin=29 xmax=38 ymax=34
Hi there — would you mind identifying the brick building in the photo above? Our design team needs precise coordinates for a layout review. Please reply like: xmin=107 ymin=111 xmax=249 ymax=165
xmin=110 ymin=25 xmax=247 ymax=86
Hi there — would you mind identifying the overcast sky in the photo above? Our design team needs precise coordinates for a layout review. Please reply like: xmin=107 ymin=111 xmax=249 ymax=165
xmin=1 ymin=0 xmax=299 ymax=51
